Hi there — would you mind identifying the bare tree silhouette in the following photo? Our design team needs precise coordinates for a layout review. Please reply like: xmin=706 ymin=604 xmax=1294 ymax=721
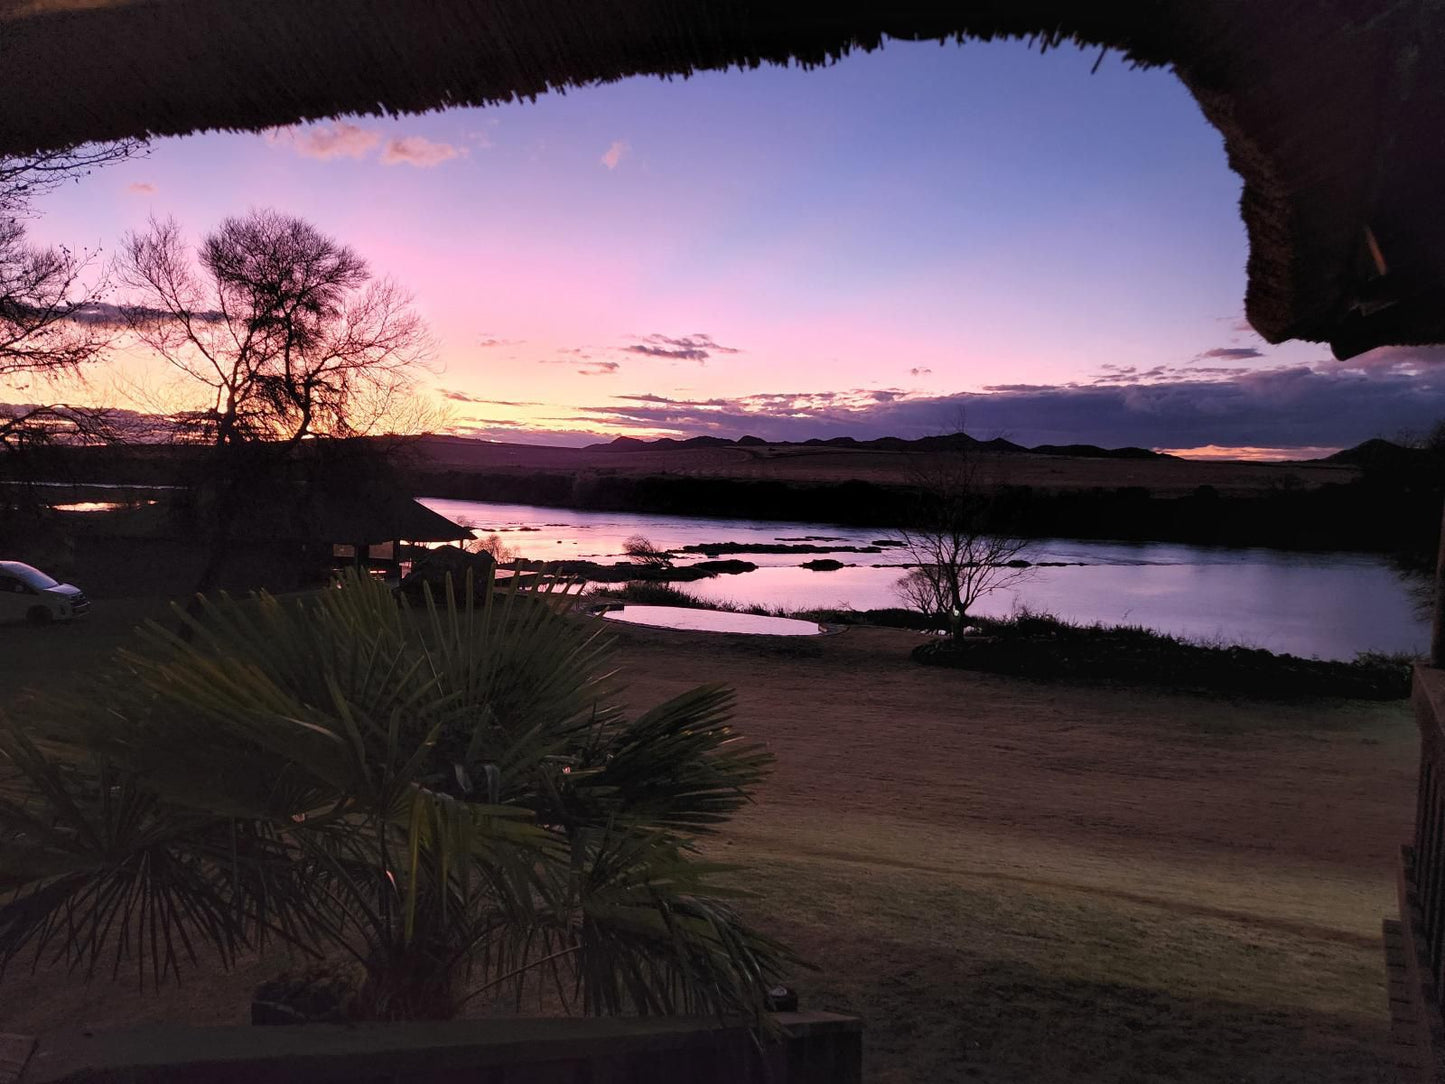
xmin=0 ymin=141 xmax=145 ymax=452
xmin=120 ymin=210 xmax=430 ymax=449
xmin=894 ymin=434 xmax=1033 ymax=635
xmin=118 ymin=209 xmax=434 ymax=592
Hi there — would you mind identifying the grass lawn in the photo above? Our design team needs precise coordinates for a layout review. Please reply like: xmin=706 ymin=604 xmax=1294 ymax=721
xmin=0 ymin=603 xmax=1419 ymax=1082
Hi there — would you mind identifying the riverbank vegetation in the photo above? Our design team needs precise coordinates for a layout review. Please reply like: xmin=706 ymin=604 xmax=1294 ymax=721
xmin=591 ymin=585 xmax=1415 ymax=700
xmin=913 ymin=611 xmax=1414 ymax=701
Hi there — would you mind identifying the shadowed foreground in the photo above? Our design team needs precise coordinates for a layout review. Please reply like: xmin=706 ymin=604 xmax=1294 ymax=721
xmin=616 ymin=624 xmax=1415 ymax=1082
xmin=0 ymin=612 xmax=1416 ymax=1081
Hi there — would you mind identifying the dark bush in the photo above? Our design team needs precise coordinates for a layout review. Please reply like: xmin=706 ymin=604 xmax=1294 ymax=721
xmin=912 ymin=615 xmax=1413 ymax=700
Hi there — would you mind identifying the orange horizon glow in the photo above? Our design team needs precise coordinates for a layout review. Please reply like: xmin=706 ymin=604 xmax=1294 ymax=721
xmin=1158 ymin=445 xmax=1342 ymax=463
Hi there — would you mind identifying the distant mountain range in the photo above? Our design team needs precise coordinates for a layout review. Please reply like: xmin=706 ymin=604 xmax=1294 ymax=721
xmin=588 ymin=432 xmax=1170 ymax=460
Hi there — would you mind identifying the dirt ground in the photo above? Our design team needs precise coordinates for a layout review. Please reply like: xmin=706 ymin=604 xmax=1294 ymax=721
xmin=0 ymin=609 xmax=1419 ymax=1082
xmin=607 ymin=623 xmax=1416 ymax=1082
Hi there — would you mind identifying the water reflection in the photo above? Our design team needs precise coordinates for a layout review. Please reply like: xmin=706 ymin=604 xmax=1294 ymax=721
xmin=420 ymin=498 xmax=1429 ymax=661
xmin=602 ymin=605 xmax=824 ymax=636
xmin=51 ymin=500 xmax=156 ymax=513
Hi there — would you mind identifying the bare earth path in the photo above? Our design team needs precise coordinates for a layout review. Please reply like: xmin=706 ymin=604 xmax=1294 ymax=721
xmin=609 ymin=623 xmax=1417 ymax=1082
xmin=0 ymin=610 xmax=1418 ymax=1081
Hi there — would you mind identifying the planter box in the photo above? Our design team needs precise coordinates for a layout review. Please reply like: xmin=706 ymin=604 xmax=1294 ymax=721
xmin=21 ymin=1012 xmax=861 ymax=1084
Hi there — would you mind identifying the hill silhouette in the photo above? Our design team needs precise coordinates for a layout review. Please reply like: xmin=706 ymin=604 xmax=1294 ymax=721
xmin=590 ymin=432 xmax=1170 ymax=460
xmin=1316 ymin=437 xmax=1424 ymax=471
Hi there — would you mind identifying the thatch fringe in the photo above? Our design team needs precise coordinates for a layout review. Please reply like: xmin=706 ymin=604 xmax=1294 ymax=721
xmin=2 ymin=1 xmax=1443 ymax=357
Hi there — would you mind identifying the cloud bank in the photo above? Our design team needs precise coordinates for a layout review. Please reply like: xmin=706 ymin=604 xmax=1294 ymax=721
xmin=449 ymin=347 xmax=1445 ymax=453
xmin=433 ymin=338 xmax=1445 ymax=455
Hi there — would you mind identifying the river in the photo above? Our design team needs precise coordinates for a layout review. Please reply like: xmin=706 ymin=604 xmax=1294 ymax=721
xmin=418 ymin=497 xmax=1429 ymax=662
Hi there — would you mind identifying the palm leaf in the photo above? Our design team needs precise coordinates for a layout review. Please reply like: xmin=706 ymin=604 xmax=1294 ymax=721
xmin=0 ymin=567 xmax=794 ymax=1020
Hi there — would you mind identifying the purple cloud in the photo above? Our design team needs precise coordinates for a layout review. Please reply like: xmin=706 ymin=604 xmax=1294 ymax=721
xmin=441 ymin=390 xmax=542 ymax=406
xmin=1196 ymin=346 xmax=1265 ymax=361
xmin=556 ymin=355 xmax=1445 ymax=453
xmin=620 ymin=333 xmax=742 ymax=364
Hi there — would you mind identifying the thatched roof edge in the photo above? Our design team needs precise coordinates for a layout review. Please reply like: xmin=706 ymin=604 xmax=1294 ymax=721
xmin=3 ymin=1 xmax=1442 ymax=356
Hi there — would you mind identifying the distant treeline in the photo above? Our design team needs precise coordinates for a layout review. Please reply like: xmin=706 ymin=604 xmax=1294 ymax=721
xmin=411 ymin=464 xmax=1442 ymax=557
xmin=8 ymin=438 xmax=1442 ymax=559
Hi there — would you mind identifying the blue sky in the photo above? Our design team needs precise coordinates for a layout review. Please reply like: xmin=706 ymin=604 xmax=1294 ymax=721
xmin=22 ymin=37 xmax=1445 ymax=456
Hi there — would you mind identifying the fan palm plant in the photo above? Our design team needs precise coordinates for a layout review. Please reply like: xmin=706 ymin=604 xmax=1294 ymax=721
xmin=0 ymin=570 xmax=792 ymax=1021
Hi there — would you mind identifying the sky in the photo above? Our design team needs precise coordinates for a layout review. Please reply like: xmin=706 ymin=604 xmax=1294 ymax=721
xmin=19 ymin=38 xmax=1445 ymax=458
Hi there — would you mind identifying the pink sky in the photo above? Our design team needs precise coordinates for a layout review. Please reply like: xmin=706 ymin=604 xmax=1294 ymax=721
xmin=18 ymin=39 xmax=1445 ymax=457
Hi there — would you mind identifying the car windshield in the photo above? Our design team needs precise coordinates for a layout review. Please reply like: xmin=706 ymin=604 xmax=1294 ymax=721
xmin=5 ymin=563 xmax=58 ymax=589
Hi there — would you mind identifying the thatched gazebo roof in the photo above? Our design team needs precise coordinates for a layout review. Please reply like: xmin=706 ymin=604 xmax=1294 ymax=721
xmin=305 ymin=492 xmax=475 ymax=547
xmin=81 ymin=490 xmax=473 ymax=546
xmin=2 ymin=1 xmax=1443 ymax=359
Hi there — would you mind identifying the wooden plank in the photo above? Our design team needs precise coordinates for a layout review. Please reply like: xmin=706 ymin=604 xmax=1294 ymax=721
xmin=1387 ymin=916 xmax=1438 ymax=1083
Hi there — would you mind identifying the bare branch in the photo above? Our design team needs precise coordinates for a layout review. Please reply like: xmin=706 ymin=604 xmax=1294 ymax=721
xmin=118 ymin=210 xmax=433 ymax=448
xmin=0 ymin=141 xmax=147 ymax=218
xmin=893 ymin=438 xmax=1034 ymax=634
xmin=0 ymin=402 xmax=136 ymax=452
xmin=0 ymin=141 xmax=144 ymax=454
xmin=0 ymin=216 xmax=111 ymax=379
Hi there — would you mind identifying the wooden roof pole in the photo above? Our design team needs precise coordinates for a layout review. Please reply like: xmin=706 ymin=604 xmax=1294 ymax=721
xmin=1434 ymin=500 xmax=1445 ymax=668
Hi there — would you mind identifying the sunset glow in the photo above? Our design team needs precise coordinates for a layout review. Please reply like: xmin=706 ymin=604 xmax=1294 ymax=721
xmin=1156 ymin=445 xmax=1345 ymax=463
xmin=17 ymin=39 xmax=1445 ymax=454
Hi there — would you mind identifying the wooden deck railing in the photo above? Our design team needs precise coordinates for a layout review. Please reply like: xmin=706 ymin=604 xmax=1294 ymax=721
xmin=1391 ymin=665 xmax=1445 ymax=1081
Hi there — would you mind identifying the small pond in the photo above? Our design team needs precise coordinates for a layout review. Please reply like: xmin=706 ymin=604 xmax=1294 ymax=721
xmin=601 ymin=605 xmax=825 ymax=636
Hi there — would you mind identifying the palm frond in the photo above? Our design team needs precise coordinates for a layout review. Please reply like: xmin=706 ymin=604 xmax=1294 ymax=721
xmin=581 ymin=685 xmax=774 ymax=836
xmin=0 ymin=566 xmax=792 ymax=1020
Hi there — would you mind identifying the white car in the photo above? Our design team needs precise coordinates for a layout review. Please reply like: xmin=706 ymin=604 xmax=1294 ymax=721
xmin=0 ymin=561 xmax=90 ymax=624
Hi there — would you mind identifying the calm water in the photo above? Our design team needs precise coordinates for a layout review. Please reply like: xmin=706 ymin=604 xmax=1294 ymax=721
xmin=419 ymin=498 xmax=1430 ymax=661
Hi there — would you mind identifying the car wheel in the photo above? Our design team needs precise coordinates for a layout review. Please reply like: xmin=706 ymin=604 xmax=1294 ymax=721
xmin=26 ymin=605 xmax=52 ymax=626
